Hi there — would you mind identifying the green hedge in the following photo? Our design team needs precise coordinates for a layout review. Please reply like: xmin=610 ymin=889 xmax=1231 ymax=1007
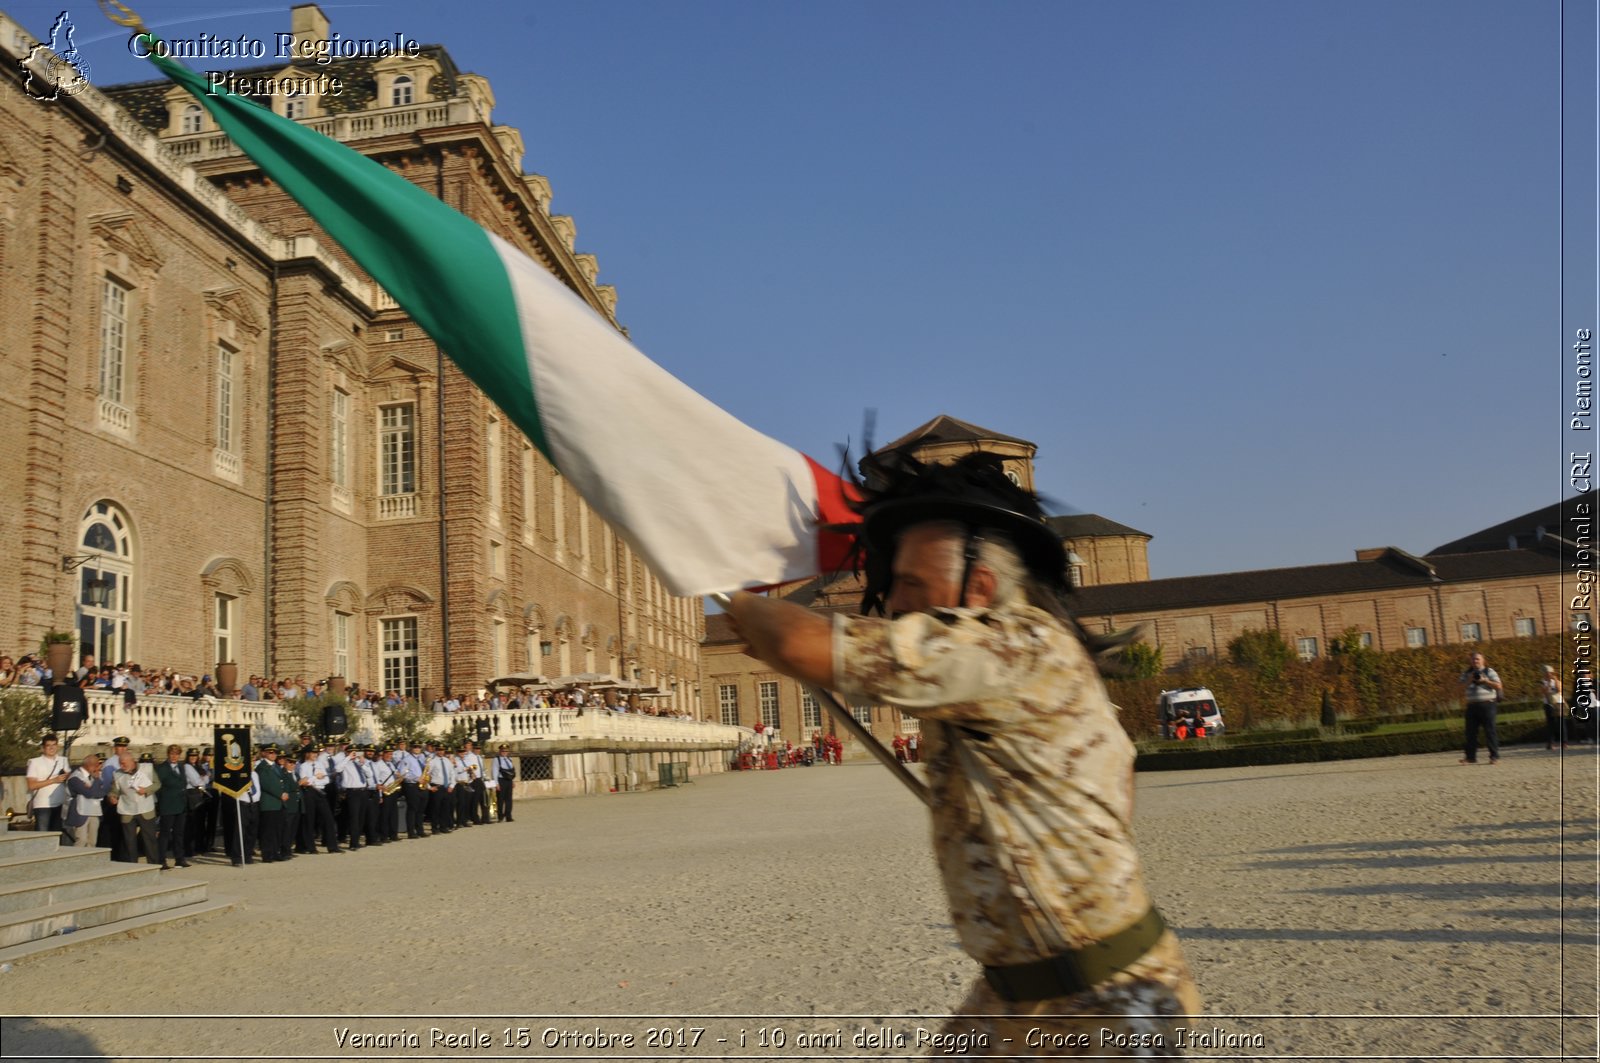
xmin=1134 ymin=717 xmax=1549 ymax=771
xmin=1109 ymin=633 xmax=1565 ymax=738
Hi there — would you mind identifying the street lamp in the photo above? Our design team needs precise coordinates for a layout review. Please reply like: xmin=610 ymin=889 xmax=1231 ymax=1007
xmin=62 ymin=554 xmax=113 ymax=609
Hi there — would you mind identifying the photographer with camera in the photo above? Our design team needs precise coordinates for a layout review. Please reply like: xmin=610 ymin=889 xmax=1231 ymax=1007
xmin=1458 ymin=651 xmax=1504 ymax=764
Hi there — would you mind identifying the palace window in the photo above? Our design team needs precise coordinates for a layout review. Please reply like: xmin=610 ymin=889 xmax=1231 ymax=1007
xmin=1460 ymin=622 xmax=1482 ymax=642
xmin=801 ymin=689 xmax=821 ymax=730
xmin=486 ymin=416 xmax=502 ymax=519
xmin=284 ymin=98 xmax=307 ymax=120
xmin=213 ymin=593 xmax=234 ymax=664
xmin=379 ymin=404 xmax=416 ymax=496
xmin=1296 ymin=637 xmax=1318 ymax=661
xmin=76 ymin=502 xmax=133 ymax=666
xmin=1513 ymin=617 xmax=1536 ymax=637
xmin=718 ymin=684 xmax=739 ymax=726
xmin=759 ymin=681 xmax=780 ymax=729
xmin=1405 ymin=627 xmax=1428 ymax=648
xmin=180 ymin=104 xmax=203 ymax=134
xmin=215 ymin=344 xmax=236 ymax=454
xmin=851 ymin=702 xmax=873 ymax=726
xmin=99 ymin=277 xmax=130 ymax=405
xmin=521 ymin=443 xmax=536 ymax=540
xmin=333 ymin=611 xmax=350 ymax=679
xmin=380 ymin=617 xmax=419 ymax=698
xmin=330 ymin=390 xmax=349 ymax=488
xmin=391 ymin=75 xmax=413 ymax=106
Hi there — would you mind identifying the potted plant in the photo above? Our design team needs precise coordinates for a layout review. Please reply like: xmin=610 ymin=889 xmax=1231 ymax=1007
xmin=39 ymin=631 xmax=74 ymax=684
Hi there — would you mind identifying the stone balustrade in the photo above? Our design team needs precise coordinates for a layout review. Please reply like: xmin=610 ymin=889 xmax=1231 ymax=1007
xmin=13 ymin=688 xmax=745 ymax=753
xmin=162 ymin=98 xmax=481 ymax=164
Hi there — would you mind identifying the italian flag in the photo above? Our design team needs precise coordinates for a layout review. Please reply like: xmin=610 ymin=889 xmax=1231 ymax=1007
xmin=140 ymin=42 xmax=856 ymax=597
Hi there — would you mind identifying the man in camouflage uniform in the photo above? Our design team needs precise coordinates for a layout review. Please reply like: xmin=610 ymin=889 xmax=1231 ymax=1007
xmin=727 ymin=453 xmax=1199 ymax=1057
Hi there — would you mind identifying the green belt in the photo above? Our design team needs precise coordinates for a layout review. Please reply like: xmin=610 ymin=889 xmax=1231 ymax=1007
xmin=982 ymin=908 xmax=1167 ymax=1002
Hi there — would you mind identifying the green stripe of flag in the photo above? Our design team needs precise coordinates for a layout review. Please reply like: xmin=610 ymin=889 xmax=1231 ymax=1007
xmin=143 ymin=40 xmax=550 ymax=458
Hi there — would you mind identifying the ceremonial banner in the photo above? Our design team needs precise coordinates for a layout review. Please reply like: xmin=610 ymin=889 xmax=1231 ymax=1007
xmin=212 ymin=725 xmax=252 ymax=799
xmin=133 ymin=40 xmax=857 ymax=597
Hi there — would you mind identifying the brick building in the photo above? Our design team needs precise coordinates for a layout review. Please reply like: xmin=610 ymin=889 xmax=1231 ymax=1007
xmin=700 ymin=417 xmax=1565 ymax=751
xmin=0 ymin=6 xmax=703 ymax=709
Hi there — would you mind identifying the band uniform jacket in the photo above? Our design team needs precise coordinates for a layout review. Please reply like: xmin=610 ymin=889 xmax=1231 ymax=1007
xmin=153 ymin=761 xmax=189 ymax=816
xmin=255 ymin=760 xmax=290 ymax=811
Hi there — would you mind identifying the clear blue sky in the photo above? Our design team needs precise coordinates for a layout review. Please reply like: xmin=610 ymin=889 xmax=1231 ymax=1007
xmin=14 ymin=1 xmax=1586 ymax=578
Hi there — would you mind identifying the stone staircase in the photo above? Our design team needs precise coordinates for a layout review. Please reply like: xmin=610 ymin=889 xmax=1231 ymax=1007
xmin=0 ymin=819 xmax=233 ymax=963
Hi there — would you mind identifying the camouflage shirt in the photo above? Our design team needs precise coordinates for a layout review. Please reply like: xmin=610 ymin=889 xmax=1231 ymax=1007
xmin=832 ymin=603 xmax=1162 ymax=968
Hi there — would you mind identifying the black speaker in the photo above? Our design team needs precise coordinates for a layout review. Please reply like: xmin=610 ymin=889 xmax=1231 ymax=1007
xmin=50 ymin=683 xmax=88 ymax=733
xmin=322 ymin=703 xmax=348 ymax=736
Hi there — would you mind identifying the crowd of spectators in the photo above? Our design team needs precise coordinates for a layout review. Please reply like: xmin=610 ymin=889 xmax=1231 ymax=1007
xmin=429 ymin=686 xmax=694 ymax=719
xmin=0 ymin=654 xmax=341 ymax=703
xmin=0 ymin=652 xmax=702 ymax=721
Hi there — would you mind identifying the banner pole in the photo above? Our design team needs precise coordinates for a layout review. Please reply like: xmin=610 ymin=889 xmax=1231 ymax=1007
xmin=234 ymin=797 xmax=243 ymax=871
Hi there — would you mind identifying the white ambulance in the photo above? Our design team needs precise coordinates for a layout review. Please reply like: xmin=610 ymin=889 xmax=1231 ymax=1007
xmin=1157 ymin=687 xmax=1225 ymax=739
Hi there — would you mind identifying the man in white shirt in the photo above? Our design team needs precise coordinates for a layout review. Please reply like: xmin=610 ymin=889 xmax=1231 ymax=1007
xmin=26 ymin=734 xmax=71 ymax=839
xmin=112 ymin=750 xmax=160 ymax=864
xmin=493 ymin=745 xmax=517 ymax=823
xmin=425 ymin=745 xmax=454 ymax=835
xmin=461 ymin=741 xmax=488 ymax=825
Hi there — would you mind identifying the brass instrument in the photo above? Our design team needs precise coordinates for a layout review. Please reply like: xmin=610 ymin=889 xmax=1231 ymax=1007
xmin=382 ymin=771 xmax=402 ymax=796
xmin=419 ymin=767 xmax=431 ymax=789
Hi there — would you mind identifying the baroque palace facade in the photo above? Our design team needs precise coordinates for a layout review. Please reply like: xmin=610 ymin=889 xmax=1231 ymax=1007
xmin=0 ymin=6 xmax=702 ymax=708
xmin=702 ymin=416 xmax=1566 ymax=751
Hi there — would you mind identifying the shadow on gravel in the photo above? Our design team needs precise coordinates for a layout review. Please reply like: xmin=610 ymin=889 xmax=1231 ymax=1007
xmin=1240 ymin=851 xmax=1563 ymax=870
xmin=1257 ymin=828 xmax=1585 ymax=855
xmin=1287 ymin=880 xmax=1587 ymax=902
xmin=0 ymin=1017 xmax=108 ymax=1062
xmin=1171 ymin=925 xmax=1569 ymax=945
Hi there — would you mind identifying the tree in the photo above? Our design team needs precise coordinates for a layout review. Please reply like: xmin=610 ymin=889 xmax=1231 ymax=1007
xmin=375 ymin=699 xmax=433 ymax=747
xmin=1228 ymin=629 xmax=1295 ymax=682
xmin=1331 ymin=625 xmax=1382 ymax=715
xmin=440 ymin=717 xmax=473 ymax=750
xmin=0 ymin=688 xmax=51 ymax=771
xmin=277 ymin=692 xmax=347 ymax=741
xmin=1114 ymin=641 xmax=1164 ymax=680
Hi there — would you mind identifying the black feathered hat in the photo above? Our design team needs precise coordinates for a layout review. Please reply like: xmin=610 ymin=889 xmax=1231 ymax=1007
xmin=843 ymin=451 xmax=1068 ymax=615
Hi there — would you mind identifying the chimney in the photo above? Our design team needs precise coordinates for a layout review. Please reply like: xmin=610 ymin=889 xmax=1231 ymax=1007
xmin=290 ymin=4 xmax=330 ymax=53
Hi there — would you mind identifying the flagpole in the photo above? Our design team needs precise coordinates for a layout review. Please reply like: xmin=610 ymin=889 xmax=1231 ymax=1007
xmin=233 ymin=797 xmax=243 ymax=872
xmin=710 ymin=594 xmax=930 ymax=809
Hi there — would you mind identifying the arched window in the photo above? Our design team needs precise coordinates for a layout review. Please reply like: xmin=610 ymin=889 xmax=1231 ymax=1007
xmin=180 ymin=104 xmax=203 ymax=134
xmin=76 ymin=501 xmax=133 ymax=665
xmin=391 ymin=75 xmax=413 ymax=106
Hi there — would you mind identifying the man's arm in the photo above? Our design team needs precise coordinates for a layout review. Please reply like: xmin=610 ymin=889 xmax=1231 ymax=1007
xmin=724 ymin=592 xmax=834 ymax=687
